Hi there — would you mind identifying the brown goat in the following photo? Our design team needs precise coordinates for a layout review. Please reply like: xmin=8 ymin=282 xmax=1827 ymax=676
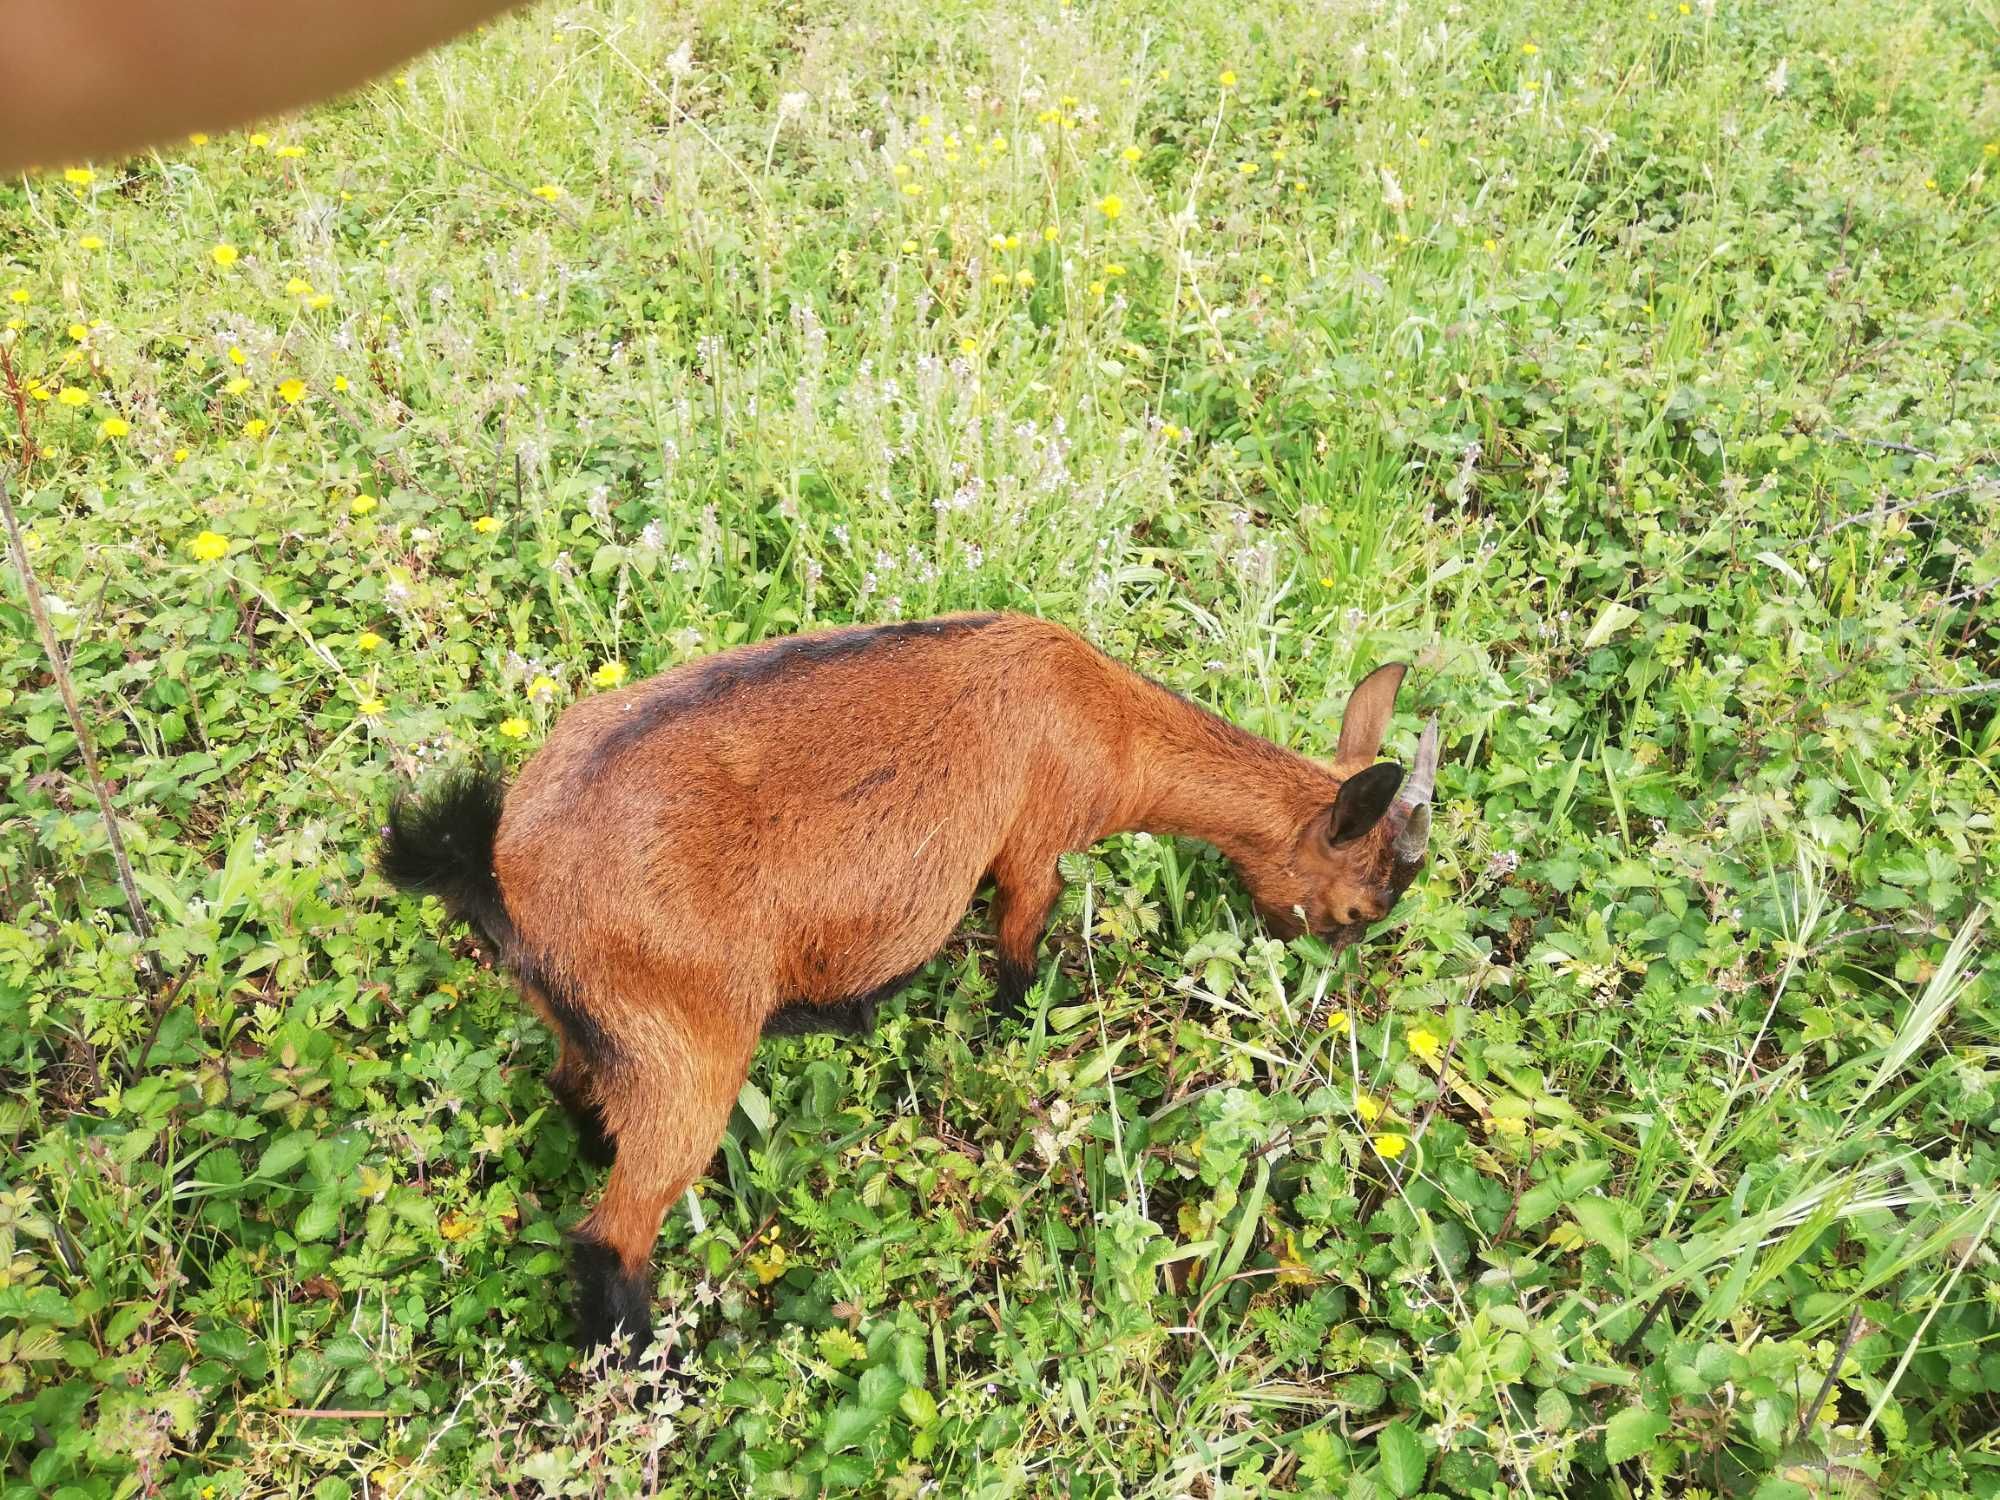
xmin=378 ymin=611 xmax=1439 ymax=1363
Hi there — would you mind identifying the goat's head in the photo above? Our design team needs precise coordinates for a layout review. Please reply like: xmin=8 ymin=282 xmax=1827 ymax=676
xmin=1248 ymin=662 xmax=1440 ymax=944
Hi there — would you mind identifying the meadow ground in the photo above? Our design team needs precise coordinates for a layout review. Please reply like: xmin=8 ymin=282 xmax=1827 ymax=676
xmin=2 ymin=0 xmax=1998 ymax=1493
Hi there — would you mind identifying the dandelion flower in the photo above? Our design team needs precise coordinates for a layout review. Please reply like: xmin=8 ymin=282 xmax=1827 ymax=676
xmin=498 ymin=716 xmax=532 ymax=740
xmin=1105 ymin=262 xmax=1126 ymax=277
xmin=1121 ymin=146 xmax=1142 ymax=163
xmin=1372 ymin=1132 xmax=1408 ymax=1160
xmin=1219 ymin=69 xmax=1237 ymax=88
xmin=307 ymin=293 xmax=333 ymax=310
xmin=173 ymin=447 xmax=191 ymax=462
xmin=57 ymin=386 xmax=89 ymax=407
xmin=211 ymin=243 xmax=239 ymax=267
xmin=358 ymin=696 xmax=386 ymax=716
xmin=277 ymin=378 xmax=306 ymax=405
xmin=63 ymin=167 xmax=95 ymax=185
xmin=473 ymin=515 xmax=502 ymax=534
xmin=1162 ymin=423 xmax=1182 ymax=440
xmin=68 ymin=323 xmax=87 ymax=341
xmin=225 ymin=377 xmax=252 ymax=396
xmin=275 ymin=144 xmax=304 ymax=159
xmin=100 ymin=416 xmax=130 ymax=438
xmin=989 ymin=232 xmax=1007 ymax=250
xmin=531 ymin=183 xmax=563 ymax=201
xmin=188 ymin=132 xmax=210 ymax=146
xmin=78 ymin=235 xmax=105 ymax=250
xmin=1483 ymin=237 xmax=1499 ymax=253
xmin=900 ymin=238 xmax=919 ymax=254
xmin=227 ymin=346 xmax=246 ymax=366
xmin=1355 ymin=1093 xmax=1384 ymax=1123
xmin=1521 ymin=41 xmax=1539 ymax=55
xmin=242 ymin=418 xmax=268 ymax=438
xmin=286 ymin=277 xmax=314 ymax=296
xmin=1042 ymin=225 xmax=1059 ymax=242
xmin=592 ymin=660 xmax=628 ymax=689
xmin=333 ymin=374 xmax=350 ymax=392
xmin=356 ymin=630 xmax=384 ymax=652
xmin=1407 ymin=1024 xmax=1442 ymax=1064
xmin=1097 ymin=194 xmax=1123 ymax=220
xmin=958 ymin=337 xmax=977 ymax=356
xmin=248 ymin=131 xmax=269 ymax=148
xmin=1089 ymin=280 xmax=1106 ymax=296
xmin=5 ymin=288 xmax=27 ymax=304
xmin=528 ymin=674 xmax=558 ymax=702
xmin=350 ymin=493 xmax=378 ymax=516
xmin=189 ymin=530 xmax=230 ymax=561
xmin=1237 ymin=160 xmax=1259 ymax=175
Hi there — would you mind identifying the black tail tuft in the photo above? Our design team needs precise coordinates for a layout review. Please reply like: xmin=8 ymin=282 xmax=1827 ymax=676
xmin=377 ymin=764 xmax=517 ymax=955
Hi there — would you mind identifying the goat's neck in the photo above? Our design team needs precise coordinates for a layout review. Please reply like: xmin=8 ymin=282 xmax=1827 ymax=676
xmin=1112 ymin=675 xmax=1326 ymax=863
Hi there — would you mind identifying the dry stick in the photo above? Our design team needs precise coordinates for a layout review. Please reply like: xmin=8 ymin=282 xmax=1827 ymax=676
xmin=1796 ymin=1307 xmax=1866 ymax=1444
xmin=0 ymin=472 xmax=155 ymax=968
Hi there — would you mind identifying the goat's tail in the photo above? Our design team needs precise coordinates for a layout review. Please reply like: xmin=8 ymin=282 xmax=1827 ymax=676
xmin=376 ymin=764 xmax=517 ymax=956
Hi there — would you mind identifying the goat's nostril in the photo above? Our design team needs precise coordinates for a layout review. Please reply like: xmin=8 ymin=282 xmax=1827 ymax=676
xmin=1343 ymin=906 xmax=1365 ymax=925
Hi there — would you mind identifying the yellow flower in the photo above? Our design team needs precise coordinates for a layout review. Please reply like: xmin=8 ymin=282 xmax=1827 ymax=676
xmin=188 ymin=132 xmax=210 ymax=146
xmin=78 ymin=235 xmax=105 ymax=250
xmin=5 ymin=288 xmax=27 ymax=303
xmin=1088 ymin=279 xmax=1106 ymax=297
xmin=1004 ymin=233 xmax=1020 ymax=250
xmin=1042 ymin=225 xmax=1059 ymax=242
xmin=1237 ymin=161 xmax=1259 ymax=175
xmin=1326 ymin=1008 xmax=1349 ymax=1034
xmin=473 ymin=515 xmax=502 ymax=534
xmin=528 ymin=674 xmax=558 ymax=702
xmin=28 ymin=382 xmax=51 ymax=401
xmin=248 ymin=131 xmax=270 ymax=148
xmin=350 ymin=493 xmax=378 ymax=515
xmin=100 ymin=416 xmax=130 ymax=438
xmin=227 ymin=346 xmax=246 ymax=366
xmin=1483 ymin=237 xmax=1499 ymax=253
xmin=900 ymin=183 xmax=922 ymax=197
xmin=1407 ymin=1025 xmax=1442 ymax=1064
xmin=1097 ymin=194 xmax=1123 ymax=220
xmin=498 ymin=716 xmax=532 ymax=739
xmin=989 ymin=232 xmax=1007 ymax=250
xmin=1219 ymin=69 xmax=1238 ymax=88
xmin=892 ymin=162 xmax=912 ymax=179
xmin=1121 ymin=146 xmax=1142 ymax=163
xmin=356 ymin=630 xmax=384 ymax=652
xmin=211 ymin=243 xmax=239 ymax=267
xmin=1014 ymin=268 xmax=1035 ymax=287
xmin=332 ymin=374 xmax=349 ymax=392
xmin=1521 ymin=41 xmax=1539 ymax=54
xmin=173 ymin=447 xmax=191 ymax=462
xmin=1373 ymin=1132 xmax=1408 ymax=1160
xmin=1356 ymin=1094 xmax=1384 ymax=1124
xmin=958 ymin=337 xmax=977 ymax=356
xmin=56 ymin=386 xmax=89 ymax=407
xmin=1924 ymin=177 xmax=1937 ymax=191
xmin=1162 ymin=423 xmax=1182 ymax=440
xmin=275 ymin=144 xmax=305 ymax=159
xmin=307 ymin=293 xmax=333 ymax=310
xmin=358 ymin=696 xmax=387 ymax=716
xmin=1524 ymin=78 xmax=1540 ymax=91
xmin=277 ymin=378 xmax=307 ymax=405
xmin=189 ymin=530 xmax=230 ymax=561
xmin=592 ymin=660 xmax=628 ymax=689
xmin=224 ymin=376 xmax=251 ymax=396
xmin=1105 ymin=262 xmax=1126 ymax=277
xmin=531 ymin=183 xmax=563 ymax=201
xmin=286 ymin=277 xmax=314 ymax=296
xmin=68 ymin=323 xmax=87 ymax=341
xmin=242 ymin=418 xmax=268 ymax=438
xmin=900 ymin=238 xmax=919 ymax=254
xmin=63 ymin=167 xmax=95 ymax=185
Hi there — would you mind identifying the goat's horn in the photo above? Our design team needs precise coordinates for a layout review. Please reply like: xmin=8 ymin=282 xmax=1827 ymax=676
xmin=1391 ymin=716 xmax=1439 ymax=861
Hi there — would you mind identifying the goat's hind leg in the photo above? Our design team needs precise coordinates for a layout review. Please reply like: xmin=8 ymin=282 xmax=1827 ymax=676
xmin=522 ymin=973 xmax=617 ymax=1168
xmin=570 ymin=1006 xmax=759 ymax=1368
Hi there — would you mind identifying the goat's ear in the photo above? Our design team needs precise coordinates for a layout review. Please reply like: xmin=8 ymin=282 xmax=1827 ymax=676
xmin=1333 ymin=662 xmax=1408 ymax=774
xmin=1328 ymin=762 xmax=1404 ymax=845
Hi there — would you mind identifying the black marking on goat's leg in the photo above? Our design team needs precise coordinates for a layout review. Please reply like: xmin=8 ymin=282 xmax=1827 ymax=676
xmin=759 ymin=964 xmax=925 ymax=1040
xmin=571 ymin=1236 xmax=654 ymax=1367
xmin=992 ymin=956 xmax=1036 ymax=1024
xmin=549 ymin=1067 xmax=617 ymax=1168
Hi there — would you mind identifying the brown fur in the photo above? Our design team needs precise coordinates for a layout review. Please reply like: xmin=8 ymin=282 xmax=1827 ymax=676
xmin=394 ymin=611 xmax=1432 ymax=1359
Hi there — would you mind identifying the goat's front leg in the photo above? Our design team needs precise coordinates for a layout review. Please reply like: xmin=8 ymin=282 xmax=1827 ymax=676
xmin=988 ymin=853 xmax=1065 ymax=1023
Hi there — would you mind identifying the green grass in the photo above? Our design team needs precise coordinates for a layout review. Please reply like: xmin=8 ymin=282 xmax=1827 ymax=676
xmin=3 ymin=0 xmax=1998 ymax=1493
